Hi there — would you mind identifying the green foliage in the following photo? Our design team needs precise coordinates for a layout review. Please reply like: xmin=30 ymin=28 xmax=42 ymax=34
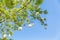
xmin=0 ymin=0 xmax=2 ymax=2
xmin=0 ymin=0 xmax=48 ymax=40
xmin=4 ymin=0 xmax=14 ymax=8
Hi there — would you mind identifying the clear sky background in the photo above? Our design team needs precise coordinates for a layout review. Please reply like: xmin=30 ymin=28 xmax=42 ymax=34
xmin=4 ymin=0 xmax=60 ymax=40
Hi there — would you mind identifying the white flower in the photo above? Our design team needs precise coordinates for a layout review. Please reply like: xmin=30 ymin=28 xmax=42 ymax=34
xmin=3 ymin=34 xmax=7 ymax=38
xmin=28 ymin=23 xmax=34 ymax=28
xmin=18 ymin=27 xmax=22 ymax=30
xmin=36 ymin=12 xmax=39 ymax=16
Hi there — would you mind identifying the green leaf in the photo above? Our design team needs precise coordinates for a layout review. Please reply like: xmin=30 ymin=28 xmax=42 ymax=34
xmin=44 ymin=10 xmax=48 ymax=14
xmin=35 ymin=0 xmax=43 ymax=5
xmin=44 ymin=24 xmax=47 ymax=26
xmin=27 ymin=19 xmax=30 ymax=24
xmin=44 ymin=18 xmax=46 ymax=21
xmin=44 ymin=24 xmax=47 ymax=29
xmin=27 ymin=5 xmax=35 ymax=11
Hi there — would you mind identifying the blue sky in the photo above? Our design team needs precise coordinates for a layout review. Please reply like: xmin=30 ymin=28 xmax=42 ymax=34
xmin=0 ymin=0 xmax=60 ymax=40
xmin=11 ymin=0 xmax=60 ymax=40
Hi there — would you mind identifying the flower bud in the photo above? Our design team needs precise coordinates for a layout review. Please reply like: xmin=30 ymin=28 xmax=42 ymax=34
xmin=3 ymin=34 xmax=7 ymax=38
xmin=18 ymin=27 xmax=22 ymax=30
xmin=28 ymin=23 xmax=34 ymax=28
